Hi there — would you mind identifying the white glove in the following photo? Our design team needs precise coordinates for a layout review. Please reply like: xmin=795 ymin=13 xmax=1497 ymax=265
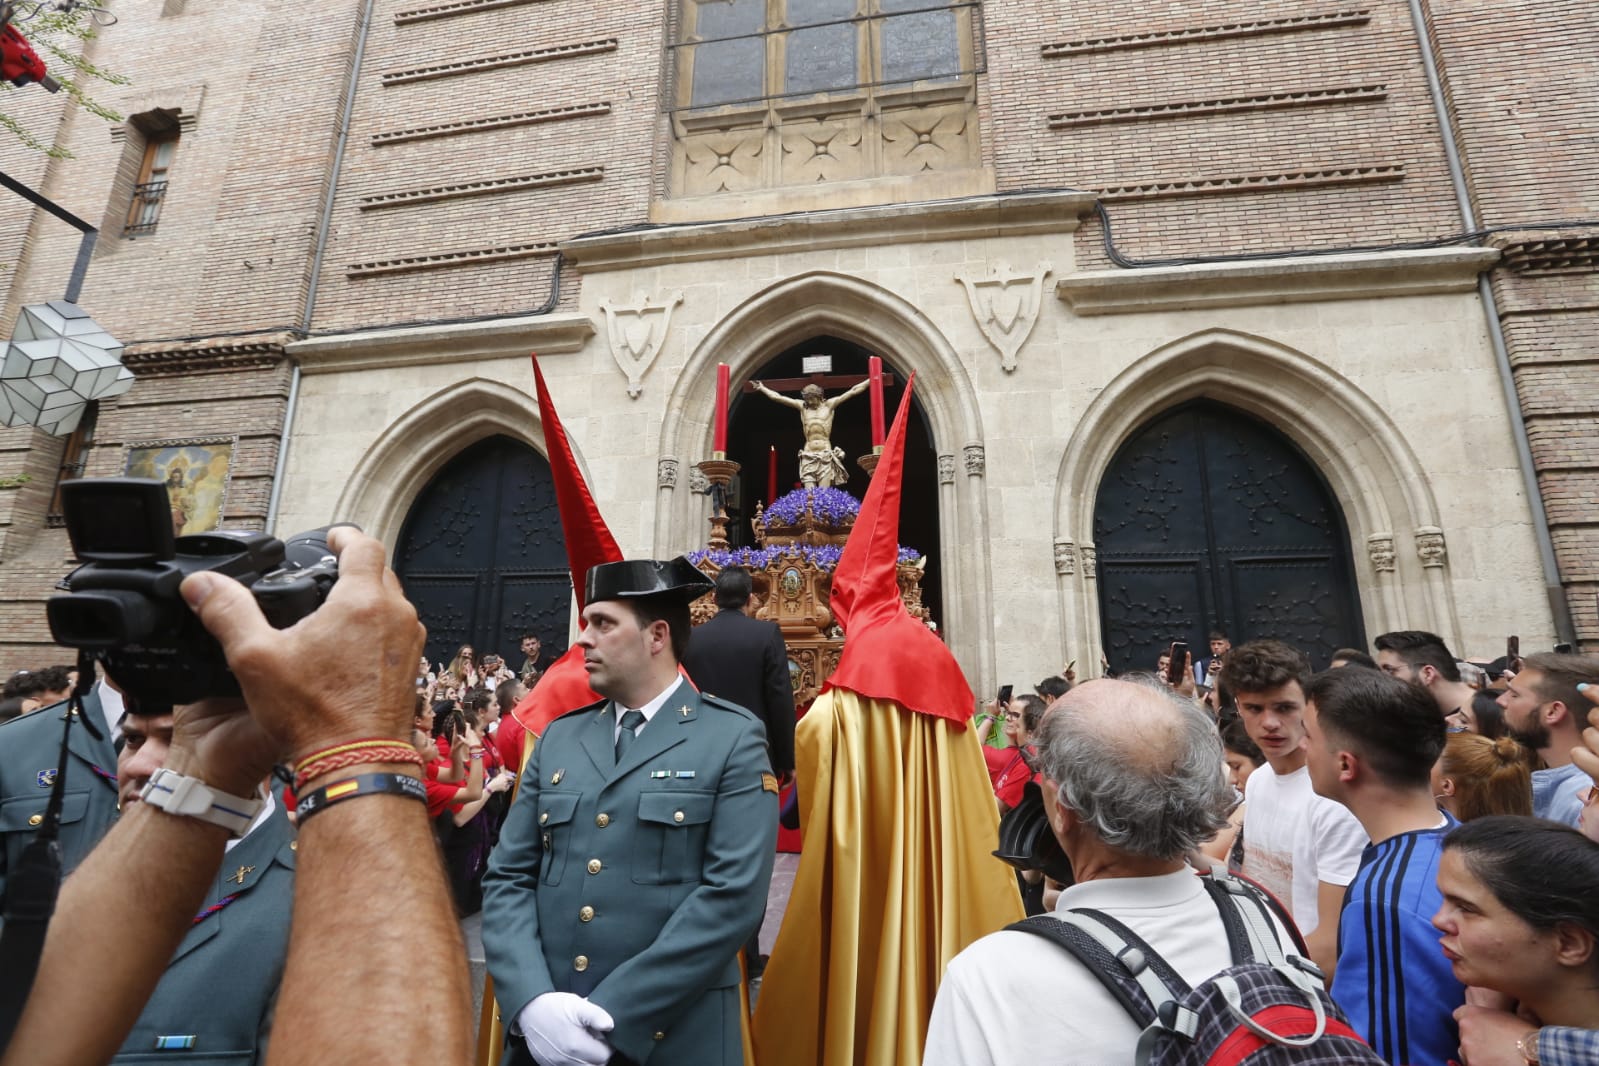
xmin=518 ymin=992 xmax=615 ymax=1066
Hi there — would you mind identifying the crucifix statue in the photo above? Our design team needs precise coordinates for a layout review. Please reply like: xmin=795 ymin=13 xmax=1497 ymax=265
xmin=750 ymin=375 xmax=872 ymax=488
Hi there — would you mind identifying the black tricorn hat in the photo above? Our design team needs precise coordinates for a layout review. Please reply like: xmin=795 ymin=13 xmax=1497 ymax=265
xmin=584 ymin=557 xmax=714 ymax=606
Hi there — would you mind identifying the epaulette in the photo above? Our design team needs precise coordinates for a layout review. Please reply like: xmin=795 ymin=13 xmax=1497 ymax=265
xmin=698 ymin=692 xmax=760 ymax=722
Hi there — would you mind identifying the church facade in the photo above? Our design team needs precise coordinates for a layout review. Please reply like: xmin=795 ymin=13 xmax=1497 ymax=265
xmin=0 ymin=0 xmax=1592 ymax=695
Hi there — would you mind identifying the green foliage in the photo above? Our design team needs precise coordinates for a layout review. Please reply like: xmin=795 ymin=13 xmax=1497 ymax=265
xmin=0 ymin=474 xmax=32 ymax=489
xmin=0 ymin=6 xmax=128 ymax=159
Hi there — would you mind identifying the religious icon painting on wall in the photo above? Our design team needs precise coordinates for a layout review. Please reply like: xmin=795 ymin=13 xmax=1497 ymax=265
xmin=123 ymin=437 xmax=236 ymax=536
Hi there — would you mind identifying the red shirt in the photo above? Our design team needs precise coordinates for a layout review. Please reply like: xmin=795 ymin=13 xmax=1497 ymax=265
xmin=991 ymin=747 xmax=1035 ymax=810
xmin=425 ymin=777 xmax=465 ymax=819
xmin=496 ymin=714 xmax=527 ymax=777
xmin=424 ymin=752 xmax=463 ymax=817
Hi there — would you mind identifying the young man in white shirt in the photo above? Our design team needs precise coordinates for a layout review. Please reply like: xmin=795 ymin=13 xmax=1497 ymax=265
xmin=1221 ymin=639 xmax=1367 ymax=980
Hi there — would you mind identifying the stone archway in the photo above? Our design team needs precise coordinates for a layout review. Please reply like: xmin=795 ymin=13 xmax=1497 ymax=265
xmin=392 ymin=434 xmax=571 ymax=667
xmin=1053 ymin=328 xmax=1460 ymax=667
xmin=1092 ymin=400 xmax=1366 ymax=673
xmin=334 ymin=376 xmax=597 ymax=553
xmin=656 ymin=270 xmax=995 ymax=693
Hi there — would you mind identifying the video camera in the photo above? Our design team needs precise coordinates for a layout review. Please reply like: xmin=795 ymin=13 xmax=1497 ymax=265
xmin=47 ymin=478 xmax=344 ymax=707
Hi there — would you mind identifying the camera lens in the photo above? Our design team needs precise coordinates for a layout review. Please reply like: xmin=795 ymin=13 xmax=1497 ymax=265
xmin=280 ymin=529 xmax=333 ymax=571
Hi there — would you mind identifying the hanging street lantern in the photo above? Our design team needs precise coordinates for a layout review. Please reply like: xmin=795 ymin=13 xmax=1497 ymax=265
xmin=0 ymin=300 xmax=133 ymax=436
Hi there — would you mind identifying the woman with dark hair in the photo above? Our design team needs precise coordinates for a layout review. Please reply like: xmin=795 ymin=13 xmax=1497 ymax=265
xmin=1445 ymin=690 xmax=1511 ymax=739
xmin=1436 ymin=817 xmax=1599 ymax=1064
xmin=428 ymin=698 xmax=506 ymax=915
xmin=1200 ymin=716 xmax=1263 ymax=868
xmin=1432 ymin=733 xmax=1533 ymax=821
xmin=989 ymin=694 xmax=1044 ymax=812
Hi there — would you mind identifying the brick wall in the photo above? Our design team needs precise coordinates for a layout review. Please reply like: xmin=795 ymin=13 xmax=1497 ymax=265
xmin=1 ymin=0 xmax=365 ymax=342
xmin=307 ymin=0 xmax=671 ymax=332
xmin=1427 ymin=0 xmax=1599 ymax=644
xmin=983 ymin=0 xmax=1466 ymax=265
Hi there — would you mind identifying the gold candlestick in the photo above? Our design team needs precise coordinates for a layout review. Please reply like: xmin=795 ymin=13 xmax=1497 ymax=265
xmin=697 ymin=458 xmax=741 ymax=552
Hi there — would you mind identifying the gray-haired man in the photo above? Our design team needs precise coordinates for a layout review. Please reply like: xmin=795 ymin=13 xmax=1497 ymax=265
xmin=923 ymin=679 xmax=1290 ymax=1064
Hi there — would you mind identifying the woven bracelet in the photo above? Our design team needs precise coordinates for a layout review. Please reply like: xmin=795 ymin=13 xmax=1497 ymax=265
xmin=295 ymin=773 xmax=428 ymax=825
xmin=294 ymin=747 xmax=423 ymax=793
xmin=294 ymin=738 xmax=410 ymax=776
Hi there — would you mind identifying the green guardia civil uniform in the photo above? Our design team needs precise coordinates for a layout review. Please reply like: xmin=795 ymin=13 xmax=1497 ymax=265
xmin=482 ymin=682 xmax=778 ymax=1066
xmin=114 ymin=799 xmax=296 ymax=1064
xmin=0 ymin=689 xmax=120 ymax=913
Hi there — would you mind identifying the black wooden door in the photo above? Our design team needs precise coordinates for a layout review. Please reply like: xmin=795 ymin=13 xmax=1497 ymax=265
xmin=394 ymin=436 xmax=572 ymax=668
xmin=1092 ymin=402 xmax=1364 ymax=675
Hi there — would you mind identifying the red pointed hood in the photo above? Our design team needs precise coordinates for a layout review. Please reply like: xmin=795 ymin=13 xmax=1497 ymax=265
xmin=511 ymin=356 xmax=620 ymax=734
xmin=822 ymin=374 xmax=973 ymax=723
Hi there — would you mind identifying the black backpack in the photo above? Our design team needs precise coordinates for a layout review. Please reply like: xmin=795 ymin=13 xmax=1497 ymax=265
xmin=1006 ymin=870 xmax=1386 ymax=1066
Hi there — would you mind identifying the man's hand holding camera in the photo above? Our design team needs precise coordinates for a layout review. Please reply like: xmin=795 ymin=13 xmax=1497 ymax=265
xmin=175 ymin=527 xmax=468 ymax=1064
xmin=179 ymin=526 xmax=424 ymax=762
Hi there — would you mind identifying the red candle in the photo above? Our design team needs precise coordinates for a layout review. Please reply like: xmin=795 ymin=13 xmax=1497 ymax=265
xmin=767 ymin=446 xmax=777 ymax=503
xmin=868 ymin=356 xmax=885 ymax=448
xmin=713 ymin=363 xmax=730 ymax=456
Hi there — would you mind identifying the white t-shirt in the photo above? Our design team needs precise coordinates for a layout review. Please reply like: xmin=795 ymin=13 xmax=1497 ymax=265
xmin=923 ymin=869 xmax=1292 ymax=1066
xmin=1238 ymin=764 xmax=1366 ymax=934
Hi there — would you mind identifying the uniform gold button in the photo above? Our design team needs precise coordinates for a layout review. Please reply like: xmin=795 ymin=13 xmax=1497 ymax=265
xmin=580 ymin=906 xmax=595 ymax=922
xmin=27 ymin=814 xmax=41 ymax=826
xmin=540 ymin=812 xmax=549 ymax=825
xmin=574 ymin=955 xmax=589 ymax=972
xmin=673 ymin=810 xmax=685 ymax=823
xmin=595 ymin=813 xmax=610 ymax=828
xmin=587 ymin=858 xmax=602 ymax=874
xmin=290 ymin=841 xmax=298 ymax=851
xmin=654 ymin=1032 xmax=665 ymax=1041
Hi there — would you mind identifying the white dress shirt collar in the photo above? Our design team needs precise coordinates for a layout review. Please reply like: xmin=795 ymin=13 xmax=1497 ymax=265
xmin=612 ymin=674 xmax=686 ymax=743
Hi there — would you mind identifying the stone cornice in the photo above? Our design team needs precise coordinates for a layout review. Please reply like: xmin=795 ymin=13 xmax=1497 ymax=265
xmin=1057 ymin=247 xmax=1501 ymax=315
xmin=122 ymin=332 xmax=296 ymax=376
xmin=562 ymin=191 xmax=1099 ymax=273
xmin=286 ymin=313 xmax=594 ymax=374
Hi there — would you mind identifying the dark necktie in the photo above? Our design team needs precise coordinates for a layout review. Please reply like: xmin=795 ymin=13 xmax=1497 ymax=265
xmin=615 ymin=709 xmax=646 ymax=764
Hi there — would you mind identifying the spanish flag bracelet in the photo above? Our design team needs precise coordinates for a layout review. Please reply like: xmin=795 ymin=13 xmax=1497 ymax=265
xmin=295 ymin=772 xmax=428 ymax=824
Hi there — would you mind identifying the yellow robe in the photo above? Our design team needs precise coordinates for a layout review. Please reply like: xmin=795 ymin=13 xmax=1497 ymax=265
xmin=751 ymin=690 xmax=1025 ymax=1066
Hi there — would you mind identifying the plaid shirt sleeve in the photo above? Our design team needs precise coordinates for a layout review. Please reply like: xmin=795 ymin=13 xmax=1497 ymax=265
xmin=1538 ymin=1027 xmax=1599 ymax=1066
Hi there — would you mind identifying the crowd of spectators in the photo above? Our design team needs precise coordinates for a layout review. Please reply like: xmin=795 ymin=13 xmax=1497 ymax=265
xmin=10 ymin=587 xmax=1599 ymax=1065
xmin=967 ymin=627 xmax=1599 ymax=1064
xmin=408 ymin=638 xmax=543 ymax=916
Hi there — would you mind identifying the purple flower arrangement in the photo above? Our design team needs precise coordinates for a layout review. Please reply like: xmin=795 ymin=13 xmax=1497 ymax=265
xmin=688 ymin=543 xmax=922 ymax=573
xmin=763 ymin=487 xmax=860 ymax=527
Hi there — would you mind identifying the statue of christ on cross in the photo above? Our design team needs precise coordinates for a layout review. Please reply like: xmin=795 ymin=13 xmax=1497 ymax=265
xmin=750 ymin=375 xmax=872 ymax=488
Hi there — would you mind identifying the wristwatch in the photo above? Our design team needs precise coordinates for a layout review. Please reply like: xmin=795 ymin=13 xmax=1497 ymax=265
xmin=140 ymin=768 xmax=264 ymax=836
xmin=1518 ymin=1029 xmax=1541 ymax=1065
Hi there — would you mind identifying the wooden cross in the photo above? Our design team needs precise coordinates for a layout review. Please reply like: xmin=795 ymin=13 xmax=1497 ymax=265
xmin=741 ymin=371 xmax=896 ymax=393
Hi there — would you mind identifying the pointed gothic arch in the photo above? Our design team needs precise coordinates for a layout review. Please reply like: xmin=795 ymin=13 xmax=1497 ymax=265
xmin=335 ymin=376 xmax=592 ymax=551
xmin=656 ymin=270 xmax=997 ymax=692
xmin=1052 ymin=328 xmax=1461 ymax=663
